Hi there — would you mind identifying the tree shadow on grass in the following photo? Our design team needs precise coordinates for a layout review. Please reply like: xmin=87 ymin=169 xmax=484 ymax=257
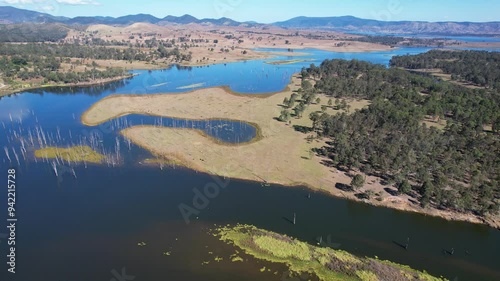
xmin=355 ymin=193 xmax=369 ymax=200
xmin=408 ymin=198 xmax=419 ymax=205
xmin=384 ymin=187 xmax=399 ymax=196
xmin=335 ymin=183 xmax=352 ymax=192
xmin=293 ymin=125 xmax=313 ymax=134
xmin=321 ymin=159 xmax=336 ymax=168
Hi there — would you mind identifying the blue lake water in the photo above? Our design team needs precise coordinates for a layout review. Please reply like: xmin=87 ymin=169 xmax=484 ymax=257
xmin=0 ymin=47 xmax=499 ymax=281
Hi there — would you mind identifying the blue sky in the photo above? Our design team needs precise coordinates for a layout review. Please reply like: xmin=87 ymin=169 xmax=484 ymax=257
xmin=2 ymin=0 xmax=499 ymax=23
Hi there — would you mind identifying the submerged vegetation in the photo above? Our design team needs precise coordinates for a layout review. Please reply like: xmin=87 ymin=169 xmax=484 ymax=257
xmin=216 ymin=224 xmax=446 ymax=281
xmin=35 ymin=146 xmax=105 ymax=164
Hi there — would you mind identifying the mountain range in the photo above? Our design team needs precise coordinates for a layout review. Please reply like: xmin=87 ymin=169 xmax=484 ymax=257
xmin=1 ymin=6 xmax=499 ymax=35
xmin=275 ymin=16 xmax=500 ymax=35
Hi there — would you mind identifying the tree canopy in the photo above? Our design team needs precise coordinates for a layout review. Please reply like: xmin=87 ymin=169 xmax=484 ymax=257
xmin=302 ymin=51 xmax=499 ymax=217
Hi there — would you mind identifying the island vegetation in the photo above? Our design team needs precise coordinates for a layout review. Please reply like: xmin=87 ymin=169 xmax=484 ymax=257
xmin=216 ymin=224 xmax=446 ymax=281
xmin=34 ymin=145 xmax=105 ymax=164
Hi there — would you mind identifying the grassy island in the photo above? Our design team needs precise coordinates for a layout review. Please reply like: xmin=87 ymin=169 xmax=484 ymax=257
xmin=34 ymin=146 xmax=105 ymax=164
xmin=215 ymin=224 xmax=447 ymax=281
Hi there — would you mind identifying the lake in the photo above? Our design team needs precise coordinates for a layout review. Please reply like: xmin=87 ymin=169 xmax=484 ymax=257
xmin=1 ymin=47 xmax=499 ymax=281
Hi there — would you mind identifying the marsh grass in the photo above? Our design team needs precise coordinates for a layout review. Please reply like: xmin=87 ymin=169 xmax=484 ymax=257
xmin=35 ymin=145 xmax=105 ymax=164
xmin=356 ymin=270 xmax=379 ymax=281
xmin=253 ymin=235 xmax=312 ymax=261
xmin=216 ymin=224 xmax=448 ymax=281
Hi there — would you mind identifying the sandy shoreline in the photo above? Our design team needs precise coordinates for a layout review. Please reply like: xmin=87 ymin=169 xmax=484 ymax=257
xmin=81 ymin=74 xmax=499 ymax=229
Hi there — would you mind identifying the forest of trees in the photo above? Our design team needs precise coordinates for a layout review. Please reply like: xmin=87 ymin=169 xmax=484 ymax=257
xmin=345 ymin=35 xmax=451 ymax=47
xmin=0 ymin=54 xmax=127 ymax=84
xmin=299 ymin=53 xmax=499 ymax=217
xmin=390 ymin=50 xmax=500 ymax=89
xmin=0 ymin=43 xmax=191 ymax=63
xmin=0 ymin=41 xmax=195 ymax=85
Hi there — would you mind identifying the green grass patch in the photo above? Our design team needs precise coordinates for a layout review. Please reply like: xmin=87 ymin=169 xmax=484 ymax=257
xmin=215 ymin=224 xmax=448 ymax=281
xmin=35 ymin=145 xmax=105 ymax=164
xmin=356 ymin=270 xmax=379 ymax=281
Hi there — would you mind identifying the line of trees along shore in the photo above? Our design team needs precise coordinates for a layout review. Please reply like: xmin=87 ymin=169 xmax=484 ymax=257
xmin=0 ymin=43 xmax=191 ymax=62
xmin=390 ymin=49 xmax=500 ymax=89
xmin=0 ymin=42 xmax=192 ymax=85
xmin=0 ymin=52 xmax=127 ymax=84
xmin=345 ymin=35 xmax=452 ymax=47
xmin=298 ymin=51 xmax=499 ymax=217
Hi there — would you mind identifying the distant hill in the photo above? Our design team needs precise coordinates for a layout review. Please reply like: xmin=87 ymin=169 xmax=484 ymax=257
xmin=0 ymin=6 xmax=499 ymax=35
xmin=163 ymin=14 xmax=197 ymax=24
xmin=274 ymin=16 xmax=500 ymax=35
xmin=0 ymin=6 xmax=248 ymax=27
xmin=0 ymin=6 xmax=68 ymax=23
xmin=0 ymin=23 xmax=71 ymax=42
xmin=65 ymin=14 xmax=161 ymax=25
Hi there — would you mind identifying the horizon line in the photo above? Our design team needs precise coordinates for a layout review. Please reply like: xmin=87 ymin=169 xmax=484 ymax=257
xmin=1 ymin=5 xmax=500 ymax=24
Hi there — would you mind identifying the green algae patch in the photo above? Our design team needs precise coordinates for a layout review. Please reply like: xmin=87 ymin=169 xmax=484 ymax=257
xmin=35 ymin=146 xmax=105 ymax=164
xmin=215 ymin=224 xmax=448 ymax=281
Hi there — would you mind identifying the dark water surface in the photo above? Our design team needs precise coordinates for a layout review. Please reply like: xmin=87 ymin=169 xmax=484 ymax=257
xmin=0 ymin=48 xmax=499 ymax=281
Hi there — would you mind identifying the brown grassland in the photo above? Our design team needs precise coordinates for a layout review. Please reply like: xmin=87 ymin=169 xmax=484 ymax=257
xmin=81 ymin=74 xmax=499 ymax=228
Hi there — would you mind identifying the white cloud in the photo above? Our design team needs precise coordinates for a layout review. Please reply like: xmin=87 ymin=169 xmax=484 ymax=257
xmin=1 ymin=0 xmax=100 ymax=5
xmin=55 ymin=0 xmax=99 ymax=5
xmin=38 ymin=4 xmax=55 ymax=11
xmin=2 ymin=0 xmax=46 ymax=4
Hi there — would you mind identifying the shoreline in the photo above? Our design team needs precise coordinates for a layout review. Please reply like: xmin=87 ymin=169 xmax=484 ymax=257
xmin=216 ymin=224 xmax=446 ymax=281
xmin=0 ymin=42 xmax=393 ymax=98
xmin=0 ymin=73 xmax=136 ymax=97
xmin=82 ymin=76 xmax=500 ymax=230
xmin=123 ymin=126 xmax=499 ymax=230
